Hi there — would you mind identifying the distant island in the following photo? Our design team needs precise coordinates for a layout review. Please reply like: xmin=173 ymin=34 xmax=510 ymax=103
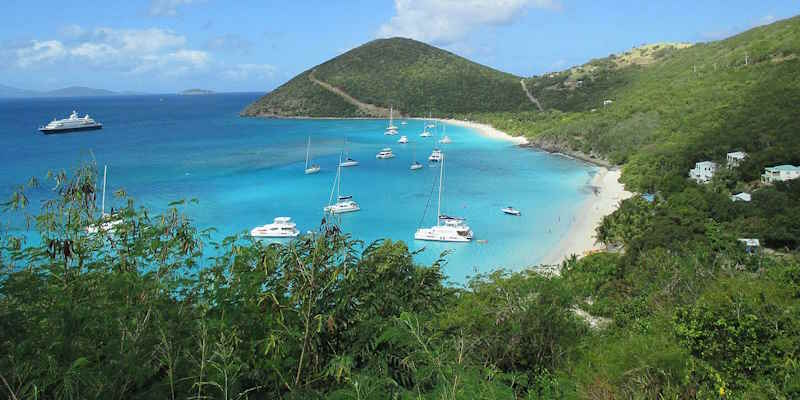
xmin=180 ymin=89 xmax=215 ymax=95
xmin=0 ymin=84 xmax=145 ymax=98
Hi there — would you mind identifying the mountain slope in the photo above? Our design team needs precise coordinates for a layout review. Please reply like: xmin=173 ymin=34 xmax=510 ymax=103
xmin=242 ymin=37 xmax=534 ymax=117
xmin=0 ymin=84 xmax=38 ymax=98
xmin=0 ymin=84 xmax=131 ymax=98
xmin=466 ymin=15 xmax=800 ymax=191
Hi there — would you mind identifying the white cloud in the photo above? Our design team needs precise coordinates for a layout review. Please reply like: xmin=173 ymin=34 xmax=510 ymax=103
xmin=15 ymin=40 xmax=66 ymax=67
xmin=378 ymin=0 xmax=560 ymax=45
xmin=149 ymin=0 xmax=196 ymax=16
xmin=223 ymin=63 xmax=277 ymax=81
xmin=70 ymin=42 xmax=119 ymax=61
xmin=93 ymin=27 xmax=186 ymax=54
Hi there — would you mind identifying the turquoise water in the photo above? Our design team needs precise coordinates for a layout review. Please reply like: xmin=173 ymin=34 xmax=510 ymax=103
xmin=0 ymin=93 xmax=594 ymax=283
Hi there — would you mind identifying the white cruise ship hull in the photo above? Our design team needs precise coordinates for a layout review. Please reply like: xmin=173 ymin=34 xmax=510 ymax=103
xmin=40 ymin=124 xmax=103 ymax=134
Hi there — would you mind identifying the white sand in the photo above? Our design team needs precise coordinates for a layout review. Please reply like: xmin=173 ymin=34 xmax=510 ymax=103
xmin=538 ymin=168 xmax=633 ymax=268
xmin=435 ymin=118 xmax=529 ymax=145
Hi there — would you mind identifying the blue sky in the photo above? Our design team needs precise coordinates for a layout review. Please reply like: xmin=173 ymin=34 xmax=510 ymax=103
xmin=2 ymin=0 xmax=798 ymax=93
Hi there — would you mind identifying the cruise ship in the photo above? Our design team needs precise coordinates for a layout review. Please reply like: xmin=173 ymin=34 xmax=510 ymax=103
xmin=39 ymin=111 xmax=103 ymax=134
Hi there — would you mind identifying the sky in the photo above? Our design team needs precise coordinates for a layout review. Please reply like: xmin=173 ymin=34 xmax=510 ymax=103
xmin=1 ymin=0 xmax=798 ymax=93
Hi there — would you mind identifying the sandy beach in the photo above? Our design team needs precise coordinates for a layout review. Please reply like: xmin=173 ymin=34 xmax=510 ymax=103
xmin=435 ymin=118 xmax=530 ymax=145
xmin=538 ymin=168 xmax=633 ymax=268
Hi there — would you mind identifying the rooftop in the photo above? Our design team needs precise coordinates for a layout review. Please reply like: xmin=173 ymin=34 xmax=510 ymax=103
xmin=765 ymin=164 xmax=800 ymax=172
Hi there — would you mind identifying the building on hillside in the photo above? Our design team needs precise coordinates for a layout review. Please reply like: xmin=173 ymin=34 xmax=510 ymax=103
xmin=726 ymin=151 xmax=747 ymax=168
xmin=689 ymin=161 xmax=718 ymax=184
xmin=603 ymin=99 xmax=614 ymax=106
xmin=730 ymin=192 xmax=752 ymax=202
xmin=738 ymin=238 xmax=760 ymax=255
xmin=761 ymin=165 xmax=800 ymax=184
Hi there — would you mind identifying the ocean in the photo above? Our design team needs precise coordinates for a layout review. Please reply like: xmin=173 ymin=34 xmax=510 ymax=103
xmin=0 ymin=93 xmax=594 ymax=284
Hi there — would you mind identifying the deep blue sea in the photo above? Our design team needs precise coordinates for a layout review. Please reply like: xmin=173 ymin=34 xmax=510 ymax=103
xmin=0 ymin=93 xmax=594 ymax=283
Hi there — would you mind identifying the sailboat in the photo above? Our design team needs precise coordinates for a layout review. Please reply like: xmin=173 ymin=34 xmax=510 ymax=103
xmin=426 ymin=111 xmax=436 ymax=129
xmin=414 ymin=153 xmax=473 ymax=242
xmin=304 ymin=136 xmax=321 ymax=174
xmin=339 ymin=137 xmax=359 ymax=167
xmin=86 ymin=165 xmax=122 ymax=234
xmin=385 ymin=106 xmax=399 ymax=135
xmin=324 ymin=154 xmax=360 ymax=214
xmin=439 ymin=124 xmax=452 ymax=144
xmin=410 ymin=142 xmax=423 ymax=170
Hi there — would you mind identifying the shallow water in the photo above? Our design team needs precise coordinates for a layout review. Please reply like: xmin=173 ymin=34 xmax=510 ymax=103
xmin=0 ymin=93 xmax=594 ymax=284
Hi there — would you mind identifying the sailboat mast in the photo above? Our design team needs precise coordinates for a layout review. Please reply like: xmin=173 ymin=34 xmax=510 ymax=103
xmin=305 ymin=136 xmax=311 ymax=169
xmin=337 ymin=154 xmax=342 ymax=198
xmin=101 ymin=165 xmax=107 ymax=215
xmin=437 ymin=153 xmax=444 ymax=225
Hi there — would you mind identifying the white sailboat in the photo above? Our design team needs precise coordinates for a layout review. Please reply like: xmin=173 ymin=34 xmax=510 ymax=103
xmin=339 ymin=137 xmax=359 ymax=167
xmin=304 ymin=136 xmax=321 ymax=174
xmin=387 ymin=106 xmax=398 ymax=130
xmin=410 ymin=142 xmax=423 ymax=170
xmin=438 ymin=124 xmax=452 ymax=144
xmin=426 ymin=111 xmax=436 ymax=129
xmin=86 ymin=165 xmax=122 ymax=234
xmin=414 ymin=153 xmax=473 ymax=242
xmin=324 ymin=154 xmax=360 ymax=214
xmin=397 ymin=135 xmax=409 ymax=144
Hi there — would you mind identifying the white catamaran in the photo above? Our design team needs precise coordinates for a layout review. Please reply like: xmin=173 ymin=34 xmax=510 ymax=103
xmin=304 ymin=136 xmax=321 ymax=174
xmin=414 ymin=153 xmax=473 ymax=242
xmin=324 ymin=154 xmax=360 ymax=214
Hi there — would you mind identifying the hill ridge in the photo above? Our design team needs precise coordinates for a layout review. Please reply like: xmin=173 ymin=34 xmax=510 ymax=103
xmin=308 ymin=69 xmax=392 ymax=117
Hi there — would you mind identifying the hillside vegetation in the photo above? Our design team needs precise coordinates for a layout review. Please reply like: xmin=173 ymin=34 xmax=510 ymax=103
xmin=242 ymin=37 xmax=534 ymax=117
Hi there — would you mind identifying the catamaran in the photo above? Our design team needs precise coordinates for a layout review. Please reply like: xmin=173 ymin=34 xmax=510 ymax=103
xmin=428 ymin=148 xmax=442 ymax=162
xmin=376 ymin=147 xmax=395 ymax=159
xmin=304 ymin=136 xmax=320 ymax=174
xmin=339 ymin=138 xmax=359 ymax=167
xmin=86 ymin=165 xmax=122 ymax=234
xmin=324 ymin=155 xmax=360 ymax=214
xmin=414 ymin=153 xmax=473 ymax=242
xmin=397 ymin=135 xmax=409 ymax=144
xmin=251 ymin=217 xmax=301 ymax=237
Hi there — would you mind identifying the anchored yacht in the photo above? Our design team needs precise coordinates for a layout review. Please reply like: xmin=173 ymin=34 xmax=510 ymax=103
xmin=428 ymin=148 xmax=442 ymax=162
xmin=324 ymin=155 xmax=361 ymax=214
xmin=339 ymin=138 xmax=359 ymax=167
xmin=414 ymin=153 xmax=473 ymax=242
xmin=251 ymin=217 xmax=301 ymax=238
xmin=304 ymin=136 xmax=320 ymax=174
xmin=86 ymin=165 xmax=122 ymax=234
xmin=397 ymin=135 xmax=409 ymax=144
xmin=376 ymin=147 xmax=395 ymax=159
xmin=40 ymin=110 xmax=102 ymax=134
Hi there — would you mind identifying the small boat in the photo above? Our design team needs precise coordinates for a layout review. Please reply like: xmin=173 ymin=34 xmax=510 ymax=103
xmin=251 ymin=217 xmax=300 ymax=238
xmin=384 ymin=128 xmax=398 ymax=136
xmin=376 ymin=147 xmax=395 ymax=159
xmin=428 ymin=148 xmax=442 ymax=162
xmin=502 ymin=206 xmax=521 ymax=216
xmin=304 ymin=136 xmax=320 ymax=174
xmin=439 ymin=135 xmax=452 ymax=144
xmin=410 ymin=161 xmax=423 ymax=170
xmin=420 ymin=130 xmax=432 ymax=138
xmin=414 ymin=153 xmax=473 ymax=242
xmin=86 ymin=165 xmax=122 ymax=234
xmin=339 ymin=138 xmax=359 ymax=167
xmin=397 ymin=135 xmax=408 ymax=144
xmin=401 ymin=120 xmax=408 ymax=125
xmin=324 ymin=156 xmax=360 ymax=214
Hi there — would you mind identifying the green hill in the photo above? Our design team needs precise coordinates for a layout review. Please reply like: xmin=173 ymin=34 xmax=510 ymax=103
xmin=465 ymin=16 xmax=800 ymax=192
xmin=241 ymin=37 xmax=534 ymax=117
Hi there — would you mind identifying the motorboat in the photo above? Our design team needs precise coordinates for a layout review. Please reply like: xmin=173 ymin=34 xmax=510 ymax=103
xmin=251 ymin=217 xmax=301 ymax=237
xmin=410 ymin=161 xmax=423 ymax=170
xmin=420 ymin=130 xmax=432 ymax=138
xmin=376 ymin=147 xmax=395 ymax=159
xmin=502 ymin=206 xmax=521 ymax=216
xmin=439 ymin=135 xmax=452 ymax=144
xmin=398 ymin=135 xmax=409 ymax=144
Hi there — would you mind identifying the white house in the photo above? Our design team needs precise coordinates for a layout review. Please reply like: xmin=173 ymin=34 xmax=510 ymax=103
xmin=689 ymin=161 xmax=718 ymax=184
xmin=730 ymin=192 xmax=751 ymax=202
xmin=603 ymin=99 xmax=614 ymax=106
xmin=761 ymin=165 xmax=800 ymax=184
xmin=726 ymin=151 xmax=747 ymax=168
xmin=738 ymin=238 xmax=760 ymax=254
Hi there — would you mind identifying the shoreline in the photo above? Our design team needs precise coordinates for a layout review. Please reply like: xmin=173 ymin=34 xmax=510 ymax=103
xmin=538 ymin=168 xmax=633 ymax=269
xmin=432 ymin=118 xmax=530 ymax=145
